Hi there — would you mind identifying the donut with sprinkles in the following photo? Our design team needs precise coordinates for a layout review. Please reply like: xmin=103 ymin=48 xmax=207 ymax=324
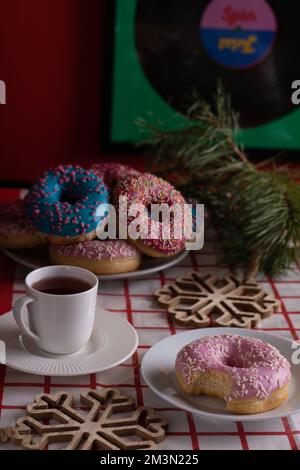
xmin=25 ymin=164 xmax=109 ymax=244
xmin=91 ymin=163 xmax=140 ymax=190
xmin=114 ymin=173 xmax=191 ymax=257
xmin=176 ymin=334 xmax=291 ymax=415
xmin=0 ymin=200 xmax=47 ymax=249
xmin=49 ymin=239 xmax=142 ymax=274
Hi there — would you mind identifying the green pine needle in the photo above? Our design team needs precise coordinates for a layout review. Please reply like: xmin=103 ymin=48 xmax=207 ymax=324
xmin=137 ymin=83 xmax=300 ymax=277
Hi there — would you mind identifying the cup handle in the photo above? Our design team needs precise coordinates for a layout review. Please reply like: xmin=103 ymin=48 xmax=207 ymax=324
xmin=13 ymin=296 xmax=40 ymax=341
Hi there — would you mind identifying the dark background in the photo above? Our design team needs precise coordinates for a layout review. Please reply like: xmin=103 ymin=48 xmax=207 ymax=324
xmin=1 ymin=0 xmax=299 ymax=185
xmin=0 ymin=0 xmax=139 ymax=185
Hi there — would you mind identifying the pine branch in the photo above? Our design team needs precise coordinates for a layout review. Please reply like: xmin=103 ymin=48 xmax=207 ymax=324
xmin=137 ymin=83 xmax=300 ymax=277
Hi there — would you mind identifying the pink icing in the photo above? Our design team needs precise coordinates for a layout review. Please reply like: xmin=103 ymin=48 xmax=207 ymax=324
xmin=141 ymin=238 xmax=186 ymax=255
xmin=0 ymin=201 xmax=37 ymax=237
xmin=176 ymin=334 xmax=291 ymax=401
xmin=92 ymin=163 xmax=140 ymax=188
xmin=114 ymin=173 xmax=190 ymax=255
xmin=50 ymin=239 xmax=139 ymax=261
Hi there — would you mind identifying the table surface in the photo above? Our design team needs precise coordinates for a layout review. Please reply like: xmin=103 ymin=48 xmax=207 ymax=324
xmin=0 ymin=188 xmax=299 ymax=451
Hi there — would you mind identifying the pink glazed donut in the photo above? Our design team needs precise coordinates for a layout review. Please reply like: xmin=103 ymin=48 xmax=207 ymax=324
xmin=0 ymin=200 xmax=47 ymax=249
xmin=175 ymin=334 xmax=291 ymax=414
xmin=114 ymin=173 xmax=191 ymax=257
xmin=91 ymin=163 xmax=140 ymax=190
xmin=49 ymin=239 xmax=142 ymax=274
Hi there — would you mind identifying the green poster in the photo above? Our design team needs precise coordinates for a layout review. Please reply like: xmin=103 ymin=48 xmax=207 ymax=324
xmin=110 ymin=0 xmax=300 ymax=150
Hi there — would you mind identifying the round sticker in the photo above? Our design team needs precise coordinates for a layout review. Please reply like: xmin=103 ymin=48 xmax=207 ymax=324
xmin=200 ymin=0 xmax=277 ymax=69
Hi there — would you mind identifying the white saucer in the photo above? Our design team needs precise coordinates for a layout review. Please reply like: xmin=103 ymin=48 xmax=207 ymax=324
xmin=0 ymin=309 xmax=138 ymax=376
xmin=141 ymin=328 xmax=300 ymax=422
xmin=2 ymin=247 xmax=188 ymax=281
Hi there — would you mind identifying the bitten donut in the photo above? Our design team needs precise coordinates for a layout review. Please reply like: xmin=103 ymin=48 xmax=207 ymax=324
xmin=176 ymin=334 xmax=291 ymax=415
xmin=91 ymin=163 xmax=140 ymax=189
xmin=0 ymin=201 xmax=47 ymax=249
xmin=25 ymin=165 xmax=109 ymax=244
xmin=49 ymin=240 xmax=142 ymax=274
xmin=114 ymin=174 xmax=191 ymax=257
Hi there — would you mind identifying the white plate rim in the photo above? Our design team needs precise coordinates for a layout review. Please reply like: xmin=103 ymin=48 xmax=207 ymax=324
xmin=141 ymin=327 xmax=300 ymax=422
xmin=2 ymin=248 xmax=189 ymax=281
xmin=1 ymin=309 xmax=138 ymax=376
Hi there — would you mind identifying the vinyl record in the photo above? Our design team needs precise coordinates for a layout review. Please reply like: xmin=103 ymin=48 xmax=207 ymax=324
xmin=135 ymin=0 xmax=300 ymax=128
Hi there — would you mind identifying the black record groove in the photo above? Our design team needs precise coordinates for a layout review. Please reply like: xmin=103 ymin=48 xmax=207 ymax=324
xmin=135 ymin=0 xmax=300 ymax=128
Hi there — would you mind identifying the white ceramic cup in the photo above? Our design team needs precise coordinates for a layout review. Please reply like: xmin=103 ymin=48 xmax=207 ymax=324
xmin=13 ymin=265 xmax=98 ymax=354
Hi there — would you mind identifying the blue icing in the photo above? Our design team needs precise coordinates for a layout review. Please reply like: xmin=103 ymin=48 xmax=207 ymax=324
xmin=25 ymin=165 xmax=110 ymax=238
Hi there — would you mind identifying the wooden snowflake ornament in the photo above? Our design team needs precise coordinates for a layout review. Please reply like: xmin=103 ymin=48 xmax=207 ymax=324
xmin=10 ymin=388 xmax=168 ymax=450
xmin=155 ymin=272 xmax=280 ymax=328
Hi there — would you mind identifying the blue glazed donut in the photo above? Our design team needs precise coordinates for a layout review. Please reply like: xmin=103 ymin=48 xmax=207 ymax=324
xmin=25 ymin=164 xmax=109 ymax=242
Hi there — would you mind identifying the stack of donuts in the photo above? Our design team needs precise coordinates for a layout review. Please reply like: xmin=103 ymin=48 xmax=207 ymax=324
xmin=0 ymin=163 xmax=192 ymax=274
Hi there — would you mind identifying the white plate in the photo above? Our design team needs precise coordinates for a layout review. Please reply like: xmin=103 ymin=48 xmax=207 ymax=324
xmin=141 ymin=328 xmax=300 ymax=422
xmin=0 ymin=309 xmax=138 ymax=376
xmin=2 ymin=247 xmax=188 ymax=281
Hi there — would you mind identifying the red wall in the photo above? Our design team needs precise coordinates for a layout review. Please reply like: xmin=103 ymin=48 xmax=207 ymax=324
xmin=0 ymin=0 xmax=139 ymax=184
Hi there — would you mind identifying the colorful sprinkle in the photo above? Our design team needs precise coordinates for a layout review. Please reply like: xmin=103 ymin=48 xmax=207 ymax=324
xmin=50 ymin=239 xmax=139 ymax=261
xmin=25 ymin=164 xmax=109 ymax=238
xmin=114 ymin=173 xmax=191 ymax=255
xmin=176 ymin=334 xmax=291 ymax=401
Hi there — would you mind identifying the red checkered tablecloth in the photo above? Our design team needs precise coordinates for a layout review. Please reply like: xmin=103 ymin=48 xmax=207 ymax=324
xmin=0 ymin=188 xmax=299 ymax=451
